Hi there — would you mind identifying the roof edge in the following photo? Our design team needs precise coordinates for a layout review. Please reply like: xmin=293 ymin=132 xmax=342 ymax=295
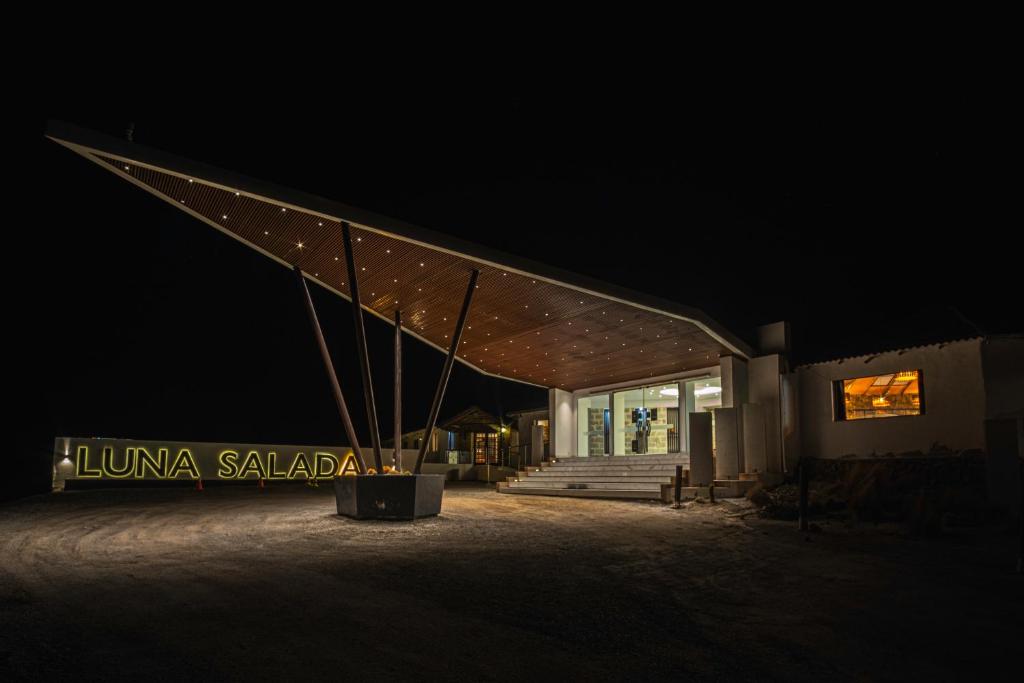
xmin=793 ymin=336 xmax=985 ymax=370
xmin=45 ymin=119 xmax=753 ymax=359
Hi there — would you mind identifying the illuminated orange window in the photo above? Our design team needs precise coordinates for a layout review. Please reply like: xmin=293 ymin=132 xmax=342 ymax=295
xmin=834 ymin=370 xmax=923 ymax=421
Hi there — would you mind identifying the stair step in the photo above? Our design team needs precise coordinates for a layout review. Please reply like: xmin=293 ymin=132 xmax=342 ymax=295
xmin=506 ymin=480 xmax=663 ymax=491
xmin=498 ymin=486 xmax=663 ymax=500
xmin=552 ymin=457 xmax=689 ymax=465
xmin=542 ymin=464 xmax=688 ymax=472
xmin=518 ymin=476 xmax=672 ymax=483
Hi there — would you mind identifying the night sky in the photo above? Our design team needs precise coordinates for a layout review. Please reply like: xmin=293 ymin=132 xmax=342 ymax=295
xmin=12 ymin=85 xmax=1016 ymax=500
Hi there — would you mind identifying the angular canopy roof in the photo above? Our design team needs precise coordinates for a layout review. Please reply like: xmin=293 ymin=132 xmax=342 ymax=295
xmin=47 ymin=121 xmax=751 ymax=391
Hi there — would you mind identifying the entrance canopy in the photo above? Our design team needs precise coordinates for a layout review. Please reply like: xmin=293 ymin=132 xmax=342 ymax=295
xmin=47 ymin=121 xmax=751 ymax=391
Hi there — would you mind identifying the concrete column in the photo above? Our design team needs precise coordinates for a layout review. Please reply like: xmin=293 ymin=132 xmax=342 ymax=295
xmin=688 ymin=412 xmax=714 ymax=486
xmin=742 ymin=403 xmax=767 ymax=474
xmin=749 ymin=354 xmax=783 ymax=474
xmin=548 ymin=388 xmax=574 ymax=458
xmin=714 ymin=407 xmax=742 ymax=479
xmin=720 ymin=355 xmax=749 ymax=409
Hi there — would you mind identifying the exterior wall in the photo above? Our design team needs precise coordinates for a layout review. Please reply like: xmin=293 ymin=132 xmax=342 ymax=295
xmin=780 ymin=372 xmax=800 ymax=472
xmin=981 ymin=336 xmax=1024 ymax=421
xmin=795 ymin=338 xmax=986 ymax=458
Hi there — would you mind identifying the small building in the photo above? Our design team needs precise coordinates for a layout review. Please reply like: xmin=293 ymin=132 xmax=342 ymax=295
xmin=390 ymin=406 xmax=511 ymax=465
xmin=505 ymin=407 xmax=549 ymax=466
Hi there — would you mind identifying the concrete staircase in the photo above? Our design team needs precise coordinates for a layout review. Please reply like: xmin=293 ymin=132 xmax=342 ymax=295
xmin=496 ymin=455 xmax=759 ymax=501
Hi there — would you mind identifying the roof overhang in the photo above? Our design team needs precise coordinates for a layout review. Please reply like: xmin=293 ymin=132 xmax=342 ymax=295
xmin=47 ymin=120 xmax=752 ymax=391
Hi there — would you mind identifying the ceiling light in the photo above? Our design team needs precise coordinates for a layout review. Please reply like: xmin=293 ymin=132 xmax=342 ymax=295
xmin=694 ymin=386 xmax=721 ymax=397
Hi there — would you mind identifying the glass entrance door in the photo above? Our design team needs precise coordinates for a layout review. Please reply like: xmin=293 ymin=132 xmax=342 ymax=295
xmin=611 ymin=383 xmax=681 ymax=455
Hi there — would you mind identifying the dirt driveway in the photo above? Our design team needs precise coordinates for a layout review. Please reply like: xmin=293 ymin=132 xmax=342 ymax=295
xmin=0 ymin=484 xmax=1019 ymax=681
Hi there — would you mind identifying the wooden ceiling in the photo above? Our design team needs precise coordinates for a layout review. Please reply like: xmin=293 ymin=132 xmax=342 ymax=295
xmin=49 ymin=126 xmax=744 ymax=391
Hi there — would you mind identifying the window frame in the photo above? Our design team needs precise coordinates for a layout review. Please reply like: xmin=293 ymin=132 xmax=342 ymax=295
xmin=832 ymin=369 xmax=926 ymax=422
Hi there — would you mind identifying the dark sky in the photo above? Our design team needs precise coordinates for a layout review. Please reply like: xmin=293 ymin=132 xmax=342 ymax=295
xmin=11 ymin=79 xmax=1016 ymax=499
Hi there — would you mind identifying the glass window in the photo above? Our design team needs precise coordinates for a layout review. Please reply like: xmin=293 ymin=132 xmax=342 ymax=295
xmin=613 ymin=388 xmax=644 ymax=454
xmin=834 ymin=370 xmax=923 ymax=420
xmin=577 ymin=394 xmax=610 ymax=456
xmin=609 ymin=383 xmax=682 ymax=455
xmin=473 ymin=433 xmax=498 ymax=463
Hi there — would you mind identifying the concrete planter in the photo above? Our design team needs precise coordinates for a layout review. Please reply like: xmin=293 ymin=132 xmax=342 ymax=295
xmin=333 ymin=474 xmax=444 ymax=520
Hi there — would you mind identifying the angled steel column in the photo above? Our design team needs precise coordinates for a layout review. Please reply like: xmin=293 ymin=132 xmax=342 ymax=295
xmin=415 ymin=269 xmax=480 ymax=473
xmin=393 ymin=309 xmax=402 ymax=471
xmin=294 ymin=265 xmax=367 ymax=474
xmin=341 ymin=222 xmax=384 ymax=472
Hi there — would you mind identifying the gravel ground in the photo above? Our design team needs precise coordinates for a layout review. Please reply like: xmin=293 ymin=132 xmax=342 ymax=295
xmin=0 ymin=483 xmax=1020 ymax=682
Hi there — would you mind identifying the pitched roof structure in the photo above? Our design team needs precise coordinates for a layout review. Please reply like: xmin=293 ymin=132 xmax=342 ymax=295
xmin=47 ymin=121 xmax=751 ymax=391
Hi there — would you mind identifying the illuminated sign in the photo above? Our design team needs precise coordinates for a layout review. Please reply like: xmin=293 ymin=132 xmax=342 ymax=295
xmin=52 ymin=437 xmax=362 ymax=489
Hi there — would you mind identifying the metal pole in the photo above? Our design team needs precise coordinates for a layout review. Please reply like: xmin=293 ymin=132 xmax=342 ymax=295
xmin=341 ymin=222 xmax=384 ymax=473
xmin=294 ymin=266 xmax=366 ymax=474
xmin=1017 ymin=457 xmax=1023 ymax=574
xmin=414 ymin=269 xmax=480 ymax=473
xmin=673 ymin=464 xmax=683 ymax=507
xmin=798 ymin=458 xmax=810 ymax=532
xmin=394 ymin=309 xmax=402 ymax=471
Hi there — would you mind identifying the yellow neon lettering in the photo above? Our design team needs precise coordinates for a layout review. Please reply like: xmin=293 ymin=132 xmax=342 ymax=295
xmin=314 ymin=452 xmax=339 ymax=478
xmin=287 ymin=452 xmax=313 ymax=479
xmin=102 ymin=447 xmax=135 ymax=478
xmin=134 ymin=447 xmax=168 ymax=478
xmin=268 ymin=452 xmax=289 ymax=479
xmin=168 ymin=448 xmax=200 ymax=479
xmin=76 ymin=445 xmax=102 ymax=478
xmin=337 ymin=452 xmax=360 ymax=476
xmin=217 ymin=450 xmax=240 ymax=478
xmin=238 ymin=450 xmax=268 ymax=479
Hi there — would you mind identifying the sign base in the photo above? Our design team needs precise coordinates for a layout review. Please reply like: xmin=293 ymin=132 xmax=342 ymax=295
xmin=333 ymin=474 xmax=444 ymax=520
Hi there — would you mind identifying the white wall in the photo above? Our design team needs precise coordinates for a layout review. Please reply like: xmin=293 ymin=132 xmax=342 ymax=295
xmin=749 ymin=354 xmax=784 ymax=473
xmin=548 ymin=388 xmax=574 ymax=457
xmin=795 ymin=339 xmax=986 ymax=458
xmin=720 ymin=355 xmax=748 ymax=408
